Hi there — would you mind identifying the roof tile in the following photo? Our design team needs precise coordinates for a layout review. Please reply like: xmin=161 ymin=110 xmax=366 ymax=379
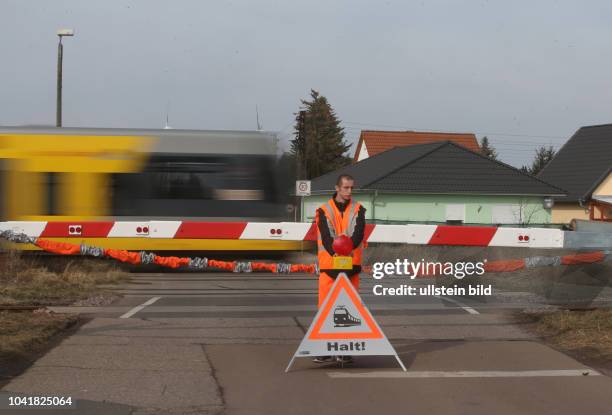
xmin=538 ymin=124 xmax=612 ymax=201
xmin=313 ymin=141 xmax=565 ymax=196
xmin=355 ymin=130 xmax=480 ymax=161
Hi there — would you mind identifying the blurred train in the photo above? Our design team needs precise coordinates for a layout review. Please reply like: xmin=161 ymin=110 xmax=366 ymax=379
xmin=0 ymin=126 xmax=302 ymax=252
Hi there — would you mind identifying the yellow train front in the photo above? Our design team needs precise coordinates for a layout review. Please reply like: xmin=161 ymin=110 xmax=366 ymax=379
xmin=0 ymin=126 xmax=303 ymax=253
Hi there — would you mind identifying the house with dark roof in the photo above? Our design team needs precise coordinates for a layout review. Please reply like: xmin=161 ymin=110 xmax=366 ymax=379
xmin=353 ymin=130 xmax=480 ymax=162
xmin=587 ymin=168 xmax=612 ymax=221
xmin=538 ymin=124 xmax=612 ymax=223
xmin=303 ymin=141 xmax=565 ymax=225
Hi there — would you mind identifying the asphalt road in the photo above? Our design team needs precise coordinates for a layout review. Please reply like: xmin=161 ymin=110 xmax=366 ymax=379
xmin=2 ymin=272 xmax=612 ymax=415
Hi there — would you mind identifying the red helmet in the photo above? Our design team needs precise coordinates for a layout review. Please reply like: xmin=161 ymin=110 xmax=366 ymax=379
xmin=332 ymin=235 xmax=353 ymax=256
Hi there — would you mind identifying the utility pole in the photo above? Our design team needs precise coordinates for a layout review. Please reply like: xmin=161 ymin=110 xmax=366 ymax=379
xmin=256 ymin=105 xmax=262 ymax=130
xmin=56 ymin=29 xmax=74 ymax=127
xmin=297 ymin=110 xmax=306 ymax=179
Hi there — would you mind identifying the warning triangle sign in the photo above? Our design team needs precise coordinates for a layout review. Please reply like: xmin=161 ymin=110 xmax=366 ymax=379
xmin=286 ymin=273 xmax=405 ymax=372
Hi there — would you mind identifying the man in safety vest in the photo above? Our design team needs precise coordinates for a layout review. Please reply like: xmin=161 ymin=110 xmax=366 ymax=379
xmin=313 ymin=174 xmax=366 ymax=364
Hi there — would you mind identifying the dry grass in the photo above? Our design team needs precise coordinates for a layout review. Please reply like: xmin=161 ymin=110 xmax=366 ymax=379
xmin=521 ymin=309 xmax=612 ymax=362
xmin=0 ymin=311 xmax=77 ymax=362
xmin=0 ymin=251 xmax=129 ymax=306
xmin=0 ymin=253 xmax=127 ymax=376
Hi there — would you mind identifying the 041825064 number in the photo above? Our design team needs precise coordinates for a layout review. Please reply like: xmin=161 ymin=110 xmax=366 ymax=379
xmin=6 ymin=395 xmax=74 ymax=407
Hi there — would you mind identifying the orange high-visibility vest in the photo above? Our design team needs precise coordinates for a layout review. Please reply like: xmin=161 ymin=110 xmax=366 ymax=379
xmin=316 ymin=198 xmax=362 ymax=269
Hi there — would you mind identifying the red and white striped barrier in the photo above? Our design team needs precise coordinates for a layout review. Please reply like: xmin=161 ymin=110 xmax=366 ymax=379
xmin=0 ymin=221 xmax=568 ymax=249
xmin=2 ymin=228 xmax=608 ymax=273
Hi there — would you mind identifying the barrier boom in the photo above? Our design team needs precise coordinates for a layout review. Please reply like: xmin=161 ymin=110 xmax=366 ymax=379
xmin=1 ymin=221 xmax=610 ymax=249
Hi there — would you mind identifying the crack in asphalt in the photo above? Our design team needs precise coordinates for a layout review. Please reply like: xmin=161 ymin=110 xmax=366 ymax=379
xmin=200 ymin=344 xmax=226 ymax=408
xmin=293 ymin=316 xmax=307 ymax=334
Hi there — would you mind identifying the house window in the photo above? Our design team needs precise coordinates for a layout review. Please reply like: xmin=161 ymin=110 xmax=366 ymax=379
xmin=304 ymin=202 xmax=318 ymax=220
xmin=445 ymin=204 xmax=465 ymax=223
xmin=492 ymin=204 xmax=522 ymax=224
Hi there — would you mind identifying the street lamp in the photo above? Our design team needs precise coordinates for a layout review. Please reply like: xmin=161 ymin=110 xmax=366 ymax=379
xmin=56 ymin=28 xmax=74 ymax=127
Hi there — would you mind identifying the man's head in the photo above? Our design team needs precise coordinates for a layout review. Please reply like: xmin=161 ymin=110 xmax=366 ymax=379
xmin=335 ymin=174 xmax=354 ymax=202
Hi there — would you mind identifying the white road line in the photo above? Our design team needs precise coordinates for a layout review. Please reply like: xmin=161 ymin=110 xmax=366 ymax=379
xmin=327 ymin=369 xmax=602 ymax=379
xmin=51 ymin=303 xmax=492 ymax=314
xmin=436 ymin=295 xmax=480 ymax=315
xmin=119 ymin=296 xmax=162 ymax=319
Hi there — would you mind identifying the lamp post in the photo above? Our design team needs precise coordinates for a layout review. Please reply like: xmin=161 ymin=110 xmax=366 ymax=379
xmin=56 ymin=28 xmax=74 ymax=127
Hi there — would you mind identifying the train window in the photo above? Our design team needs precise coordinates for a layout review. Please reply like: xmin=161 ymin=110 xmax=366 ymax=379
xmin=110 ymin=154 xmax=282 ymax=218
xmin=147 ymin=172 xmax=213 ymax=200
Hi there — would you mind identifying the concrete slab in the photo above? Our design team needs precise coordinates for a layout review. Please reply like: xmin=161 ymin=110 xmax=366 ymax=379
xmin=0 ymin=391 xmax=133 ymax=415
xmin=33 ymin=344 xmax=211 ymax=371
xmin=74 ymin=325 xmax=304 ymax=341
xmin=402 ymin=340 xmax=593 ymax=371
xmin=145 ymin=317 xmax=298 ymax=327
xmin=4 ymin=271 xmax=611 ymax=414
xmin=207 ymin=343 xmax=612 ymax=415
xmin=59 ymin=317 xmax=304 ymax=342
xmin=3 ymin=365 xmax=222 ymax=412
xmin=1 ymin=316 xmax=226 ymax=413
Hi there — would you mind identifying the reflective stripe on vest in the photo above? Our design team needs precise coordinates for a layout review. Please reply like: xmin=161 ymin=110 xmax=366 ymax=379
xmin=320 ymin=200 xmax=337 ymax=239
xmin=316 ymin=198 xmax=363 ymax=269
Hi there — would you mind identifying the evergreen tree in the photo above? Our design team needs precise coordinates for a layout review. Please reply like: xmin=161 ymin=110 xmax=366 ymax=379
xmin=290 ymin=89 xmax=351 ymax=179
xmin=480 ymin=136 xmax=498 ymax=160
xmin=275 ymin=152 xmax=297 ymax=202
xmin=522 ymin=146 xmax=556 ymax=175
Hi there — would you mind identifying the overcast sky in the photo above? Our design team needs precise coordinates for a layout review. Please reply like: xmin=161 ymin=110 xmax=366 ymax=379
xmin=2 ymin=0 xmax=612 ymax=167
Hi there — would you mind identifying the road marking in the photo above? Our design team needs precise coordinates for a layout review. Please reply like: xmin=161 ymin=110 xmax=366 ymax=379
xmin=436 ymin=295 xmax=480 ymax=315
xmin=51 ymin=303 xmax=489 ymax=314
xmin=119 ymin=296 xmax=162 ymax=319
xmin=327 ymin=369 xmax=601 ymax=378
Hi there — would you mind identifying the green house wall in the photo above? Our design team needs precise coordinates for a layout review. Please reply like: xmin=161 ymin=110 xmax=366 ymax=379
xmin=301 ymin=193 xmax=552 ymax=225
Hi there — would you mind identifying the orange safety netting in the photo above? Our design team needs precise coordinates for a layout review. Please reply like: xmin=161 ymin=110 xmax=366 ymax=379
xmin=484 ymin=259 xmax=526 ymax=273
xmin=290 ymin=264 xmax=317 ymax=273
xmin=153 ymin=255 xmax=191 ymax=269
xmin=251 ymin=263 xmax=277 ymax=272
xmin=35 ymin=239 xmax=81 ymax=255
xmin=561 ymin=251 xmax=605 ymax=265
xmin=23 ymin=238 xmax=610 ymax=275
xmin=104 ymin=249 xmax=142 ymax=264
xmin=207 ymin=259 xmax=236 ymax=271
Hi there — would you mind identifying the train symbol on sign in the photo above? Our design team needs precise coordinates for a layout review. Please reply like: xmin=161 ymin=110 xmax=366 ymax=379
xmin=333 ymin=306 xmax=361 ymax=327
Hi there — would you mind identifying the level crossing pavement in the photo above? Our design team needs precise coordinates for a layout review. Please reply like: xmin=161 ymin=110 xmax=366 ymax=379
xmin=2 ymin=272 xmax=612 ymax=415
